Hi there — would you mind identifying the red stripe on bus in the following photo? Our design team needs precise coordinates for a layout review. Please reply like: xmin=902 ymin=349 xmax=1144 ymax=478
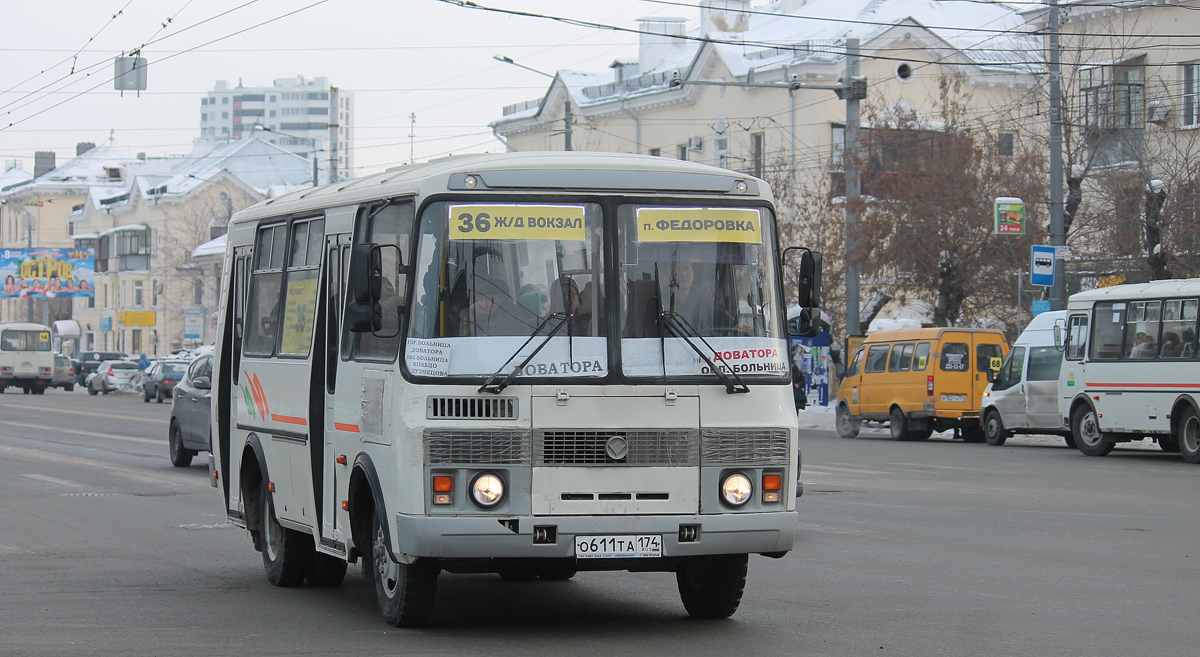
xmin=271 ymin=414 xmax=307 ymax=426
xmin=1086 ymin=382 xmax=1200 ymax=388
xmin=334 ymin=422 xmax=360 ymax=432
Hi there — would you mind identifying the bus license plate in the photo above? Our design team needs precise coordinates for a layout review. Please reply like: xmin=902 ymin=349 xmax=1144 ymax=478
xmin=941 ymin=393 xmax=967 ymax=402
xmin=574 ymin=534 xmax=662 ymax=559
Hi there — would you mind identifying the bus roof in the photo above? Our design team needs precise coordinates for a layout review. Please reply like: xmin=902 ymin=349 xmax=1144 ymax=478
xmin=1069 ymin=279 xmax=1200 ymax=304
xmin=0 ymin=322 xmax=52 ymax=331
xmin=231 ymin=151 xmax=772 ymax=225
xmin=864 ymin=327 xmax=1005 ymax=343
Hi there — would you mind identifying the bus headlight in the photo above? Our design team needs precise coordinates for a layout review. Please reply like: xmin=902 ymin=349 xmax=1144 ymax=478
xmin=720 ymin=472 xmax=753 ymax=507
xmin=470 ymin=473 xmax=505 ymax=509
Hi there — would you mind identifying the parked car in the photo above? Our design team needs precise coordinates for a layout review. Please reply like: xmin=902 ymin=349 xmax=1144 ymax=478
xmin=168 ymin=353 xmax=213 ymax=467
xmin=77 ymin=351 xmax=128 ymax=386
xmin=87 ymin=360 xmax=139 ymax=395
xmin=143 ymin=359 xmax=189 ymax=403
xmin=51 ymin=355 xmax=76 ymax=391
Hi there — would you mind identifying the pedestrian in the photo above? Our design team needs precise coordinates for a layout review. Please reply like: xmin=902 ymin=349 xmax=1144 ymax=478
xmin=791 ymin=361 xmax=807 ymax=410
xmin=137 ymin=353 xmax=150 ymax=371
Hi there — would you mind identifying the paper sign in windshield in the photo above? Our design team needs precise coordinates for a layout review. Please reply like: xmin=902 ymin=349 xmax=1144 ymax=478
xmin=449 ymin=204 xmax=586 ymax=241
xmin=636 ymin=207 xmax=762 ymax=244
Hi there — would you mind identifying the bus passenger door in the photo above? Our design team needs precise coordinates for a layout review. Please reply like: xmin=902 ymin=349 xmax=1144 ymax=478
xmin=322 ymin=232 xmax=351 ymax=546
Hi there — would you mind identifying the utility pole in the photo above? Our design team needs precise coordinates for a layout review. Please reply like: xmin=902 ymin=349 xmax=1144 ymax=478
xmin=1048 ymin=0 xmax=1067 ymax=310
xmin=564 ymin=103 xmax=573 ymax=151
xmin=328 ymin=86 xmax=340 ymax=184
xmin=844 ymin=38 xmax=863 ymax=336
xmin=409 ymin=113 xmax=416 ymax=164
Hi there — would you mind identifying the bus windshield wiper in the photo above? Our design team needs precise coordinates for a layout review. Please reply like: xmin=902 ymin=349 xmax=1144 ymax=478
xmin=658 ymin=311 xmax=750 ymax=394
xmin=478 ymin=312 xmax=573 ymax=394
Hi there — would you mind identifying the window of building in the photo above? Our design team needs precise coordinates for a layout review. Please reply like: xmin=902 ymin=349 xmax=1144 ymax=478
xmin=678 ymin=144 xmax=688 ymax=161
xmin=222 ymin=97 xmax=229 ymax=104
xmin=998 ymin=132 xmax=1015 ymax=157
xmin=1185 ymin=63 xmax=1200 ymax=128
xmin=649 ymin=148 xmax=661 ymax=157
xmin=120 ymin=281 xmax=126 ymax=308
xmin=1081 ymin=59 xmax=1145 ymax=166
xmin=270 ymin=95 xmax=276 ymax=102
xmin=134 ymin=280 xmax=143 ymax=307
xmin=193 ymin=278 xmax=203 ymax=305
xmin=222 ymin=111 xmax=229 ymax=119
xmin=714 ymin=136 xmax=729 ymax=169
xmin=269 ymin=110 xmax=276 ymax=117
xmin=132 ymin=329 xmax=142 ymax=354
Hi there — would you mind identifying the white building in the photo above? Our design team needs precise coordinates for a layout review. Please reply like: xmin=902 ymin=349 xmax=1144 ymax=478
xmin=199 ymin=75 xmax=355 ymax=183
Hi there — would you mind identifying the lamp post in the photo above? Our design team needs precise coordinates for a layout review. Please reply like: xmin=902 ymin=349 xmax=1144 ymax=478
xmin=253 ymin=124 xmax=319 ymax=186
xmin=494 ymin=55 xmax=571 ymax=151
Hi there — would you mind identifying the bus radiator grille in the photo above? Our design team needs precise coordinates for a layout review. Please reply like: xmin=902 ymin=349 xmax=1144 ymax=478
xmin=424 ymin=429 xmax=530 ymax=465
xmin=700 ymin=428 xmax=790 ymax=465
xmin=426 ymin=396 xmax=518 ymax=420
xmin=534 ymin=430 xmax=699 ymax=466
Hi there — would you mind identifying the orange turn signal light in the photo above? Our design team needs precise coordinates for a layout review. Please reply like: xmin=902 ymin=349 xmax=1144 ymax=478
xmin=341 ymin=500 xmax=349 ymax=511
xmin=432 ymin=475 xmax=454 ymax=492
xmin=267 ymin=481 xmax=275 ymax=492
xmin=336 ymin=455 xmax=347 ymax=465
xmin=762 ymin=474 xmax=782 ymax=491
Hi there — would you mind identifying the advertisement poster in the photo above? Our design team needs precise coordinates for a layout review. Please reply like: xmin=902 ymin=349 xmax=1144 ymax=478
xmin=0 ymin=248 xmax=95 ymax=298
xmin=994 ymin=197 xmax=1026 ymax=235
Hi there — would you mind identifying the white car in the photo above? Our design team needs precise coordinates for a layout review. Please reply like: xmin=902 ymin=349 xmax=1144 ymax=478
xmin=87 ymin=360 xmax=139 ymax=395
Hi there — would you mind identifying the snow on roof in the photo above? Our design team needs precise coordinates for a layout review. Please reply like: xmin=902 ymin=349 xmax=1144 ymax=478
xmin=33 ymin=146 xmax=140 ymax=188
xmin=191 ymin=233 xmax=227 ymax=259
xmin=0 ymin=166 xmax=33 ymax=193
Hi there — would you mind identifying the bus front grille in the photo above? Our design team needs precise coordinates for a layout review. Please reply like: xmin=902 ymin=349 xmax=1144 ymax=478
xmin=700 ymin=428 xmax=790 ymax=465
xmin=424 ymin=430 xmax=530 ymax=464
xmin=534 ymin=429 xmax=699 ymax=466
xmin=426 ymin=396 xmax=518 ymax=420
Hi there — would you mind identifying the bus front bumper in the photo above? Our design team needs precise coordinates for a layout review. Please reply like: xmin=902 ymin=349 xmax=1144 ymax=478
xmin=393 ymin=510 xmax=796 ymax=559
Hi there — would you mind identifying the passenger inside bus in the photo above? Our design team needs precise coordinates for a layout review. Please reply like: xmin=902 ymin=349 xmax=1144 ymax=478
xmin=458 ymin=278 xmax=531 ymax=336
xmin=1160 ymin=332 xmax=1182 ymax=358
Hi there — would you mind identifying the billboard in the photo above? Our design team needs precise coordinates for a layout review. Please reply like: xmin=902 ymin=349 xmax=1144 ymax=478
xmin=0 ymin=248 xmax=95 ymax=298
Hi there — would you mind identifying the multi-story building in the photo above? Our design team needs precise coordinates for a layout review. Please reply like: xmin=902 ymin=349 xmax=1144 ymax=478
xmin=62 ymin=138 xmax=312 ymax=355
xmin=198 ymin=75 xmax=355 ymax=183
xmin=491 ymin=0 xmax=1038 ymax=200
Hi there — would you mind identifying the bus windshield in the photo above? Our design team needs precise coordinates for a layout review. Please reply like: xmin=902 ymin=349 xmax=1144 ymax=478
xmin=618 ymin=205 xmax=788 ymax=379
xmin=1 ymin=329 xmax=52 ymax=351
xmin=406 ymin=201 xmax=607 ymax=378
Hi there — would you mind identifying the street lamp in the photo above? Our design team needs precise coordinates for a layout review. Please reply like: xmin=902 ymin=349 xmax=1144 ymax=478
xmin=252 ymin=124 xmax=319 ymax=187
xmin=493 ymin=54 xmax=554 ymax=79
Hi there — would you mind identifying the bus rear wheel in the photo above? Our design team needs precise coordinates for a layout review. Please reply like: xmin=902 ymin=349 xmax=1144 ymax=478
xmin=676 ymin=553 xmax=748 ymax=619
xmin=1073 ymin=405 xmax=1114 ymax=457
xmin=836 ymin=404 xmax=860 ymax=438
xmin=1177 ymin=407 xmax=1200 ymax=464
xmin=261 ymin=485 xmax=313 ymax=587
xmin=888 ymin=407 xmax=909 ymax=441
xmin=372 ymin=512 xmax=438 ymax=627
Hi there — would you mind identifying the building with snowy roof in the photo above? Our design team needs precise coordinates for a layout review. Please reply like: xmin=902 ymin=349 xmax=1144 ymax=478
xmin=492 ymin=0 xmax=1040 ymax=199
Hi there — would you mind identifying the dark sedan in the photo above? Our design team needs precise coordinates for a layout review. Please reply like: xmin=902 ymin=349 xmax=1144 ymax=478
xmin=76 ymin=351 xmax=128 ymax=385
xmin=143 ymin=360 xmax=189 ymax=403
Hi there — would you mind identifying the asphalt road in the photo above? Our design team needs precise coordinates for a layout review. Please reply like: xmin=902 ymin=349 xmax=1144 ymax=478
xmin=1 ymin=389 xmax=1196 ymax=656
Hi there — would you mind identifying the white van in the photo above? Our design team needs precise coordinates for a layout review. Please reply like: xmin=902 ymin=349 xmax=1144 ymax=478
xmin=980 ymin=311 xmax=1075 ymax=447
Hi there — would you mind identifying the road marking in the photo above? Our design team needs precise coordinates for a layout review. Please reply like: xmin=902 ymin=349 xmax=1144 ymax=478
xmin=804 ymin=464 xmax=889 ymax=475
xmin=0 ymin=400 xmax=164 ymax=424
xmin=22 ymin=473 xmax=84 ymax=488
xmin=0 ymin=444 xmax=186 ymax=489
xmin=4 ymin=420 xmax=160 ymax=445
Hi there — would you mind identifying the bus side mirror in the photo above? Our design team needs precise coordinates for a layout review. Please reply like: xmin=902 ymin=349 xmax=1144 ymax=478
xmin=798 ymin=250 xmax=822 ymax=309
xmin=1053 ymin=323 xmax=1064 ymax=351
xmin=347 ymin=243 xmax=383 ymax=333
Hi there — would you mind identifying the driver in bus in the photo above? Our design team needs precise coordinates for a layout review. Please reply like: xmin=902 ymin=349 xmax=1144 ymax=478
xmin=459 ymin=278 xmax=529 ymax=336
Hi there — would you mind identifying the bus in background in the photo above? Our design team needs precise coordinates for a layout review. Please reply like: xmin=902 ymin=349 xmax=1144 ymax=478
xmin=1058 ymin=280 xmax=1200 ymax=461
xmin=211 ymin=152 xmax=821 ymax=627
xmin=0 ymin=322 xmax=55 ymax=394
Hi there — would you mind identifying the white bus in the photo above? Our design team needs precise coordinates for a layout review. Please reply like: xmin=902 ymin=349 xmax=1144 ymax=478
xmin=1058 ymin=279 xmax=1200 ymax=461
xmin=211 ymin=152 xmax=821 ymax=626
xmin=0 ymin=321 xmax=55 ymax=394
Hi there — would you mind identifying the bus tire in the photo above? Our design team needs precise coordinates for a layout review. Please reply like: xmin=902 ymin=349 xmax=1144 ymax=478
xmin=836 ymin=403 xmax=860 ymax=439
xmin=983 ymin=409 xmax=1009 ymax=446
xmin=307 ymin=552 xmax=348 ymax=587
xmin=372 ymin=511 xmax=438 ymax=627
xmin=1073 ymin=404 xmax=1114 ymax=457
xmin=676 ymin=553 xmax=748 ymax=619
xmin=1063 ymin=433 xmax=1077 ymax=449
xmin=889 ymin=407 xmax=909 ymax=441
xmin=261 ymin=485 xmax=313 ymax=587
xmin=909 ymin=426 xmax=933 ymax=441
xmin=169 ymin=422 xmax=194 ymax=467
xmin=1158 ymin=436 xmax=1180 ymax=453
xmin=1178 ymin=407 xmax=1200 ymax=464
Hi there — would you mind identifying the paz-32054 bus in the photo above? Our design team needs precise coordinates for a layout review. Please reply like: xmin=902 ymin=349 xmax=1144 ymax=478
xmin=210 ymin=152 xmax=821 ymax=626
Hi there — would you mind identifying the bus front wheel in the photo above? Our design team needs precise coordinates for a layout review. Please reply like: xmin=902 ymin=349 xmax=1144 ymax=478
xmin=260 ymin=485 xmax=313 ymax=587
xmin=676 ymin=553 xmax=748 ymax=619
xmin=1073 ymin=405 xmax=1114 ymax=457
xmin=836 ymin=404 xmax=861 ymax=439
xmin=1177 ymin=407 xmax=1200 ymax=464
xmin=372 ymin=512 xmax=438 ymax=627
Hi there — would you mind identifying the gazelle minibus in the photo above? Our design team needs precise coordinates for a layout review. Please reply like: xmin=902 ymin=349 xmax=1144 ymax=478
xmin=1058 ymin=279 xmax=1200 ymax=461
xmin=210 ymin=152 xmax=821 ymax=626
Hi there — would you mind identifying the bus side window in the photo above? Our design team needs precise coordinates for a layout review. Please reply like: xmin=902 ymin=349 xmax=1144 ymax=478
xmin=844 ymin=350 xmax=861 ymax=377
xmin=888 ymin=343 xmax=914 ymax=372
xmin=1090 ymin=303 xmax=1124 ymax=360
xmin=278 ymin=217 xmax=324 ymax=357
xmin=244 ymin=223 xmax=288 ymax=356
xmin=912 ymin=342 xmax=931 ymax=371
xmin=349 ymin=201 xmax=414 ymax=362
xmin=976 ymin=342 xmax=1003 ymax=373
xmin=1065 ymin=314 xmax=1088 ymax=360
xmin=864 ymin=345 xmax=890 ymax=373
xmin=326 ymin=241 xmax=341 ymax=393
xmin=940 ymin=342 xmax=970 ymax=372
xmin=995 ymin=346 xmax=1025 ymax=389
xmin=1027 ymin=346 xmax=1062 ymax=381
xmin=231 ymin=249 xmax=250 ymax=382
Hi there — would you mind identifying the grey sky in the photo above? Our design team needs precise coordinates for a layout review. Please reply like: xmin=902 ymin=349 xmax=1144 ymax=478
xmin=1 ymin=0 xmax=690 ymax=176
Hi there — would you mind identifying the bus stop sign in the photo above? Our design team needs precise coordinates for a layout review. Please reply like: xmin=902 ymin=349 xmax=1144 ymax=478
xmin=1031 ymin=245 xmax=1055 ymax=287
